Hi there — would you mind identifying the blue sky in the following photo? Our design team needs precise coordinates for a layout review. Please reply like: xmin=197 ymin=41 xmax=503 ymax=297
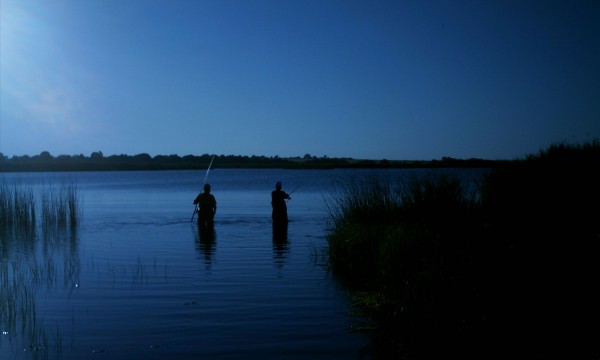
xmin=1 ymin=0 xmax=598 ymax=160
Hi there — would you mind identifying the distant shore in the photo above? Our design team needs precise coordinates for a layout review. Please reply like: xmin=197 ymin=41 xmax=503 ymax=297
xmin=0 ymin=152 xmax=503 ymax=172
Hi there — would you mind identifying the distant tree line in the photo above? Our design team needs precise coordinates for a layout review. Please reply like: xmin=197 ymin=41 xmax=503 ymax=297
xmin=0 ymin=151 xmax=500 ymax=172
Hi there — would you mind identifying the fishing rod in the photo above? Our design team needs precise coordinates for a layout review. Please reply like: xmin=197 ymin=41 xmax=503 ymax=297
xmin=191 ymin=155 xmax=216 ymax=222
xmin=203 ymin=154 xmax=215 ymax=185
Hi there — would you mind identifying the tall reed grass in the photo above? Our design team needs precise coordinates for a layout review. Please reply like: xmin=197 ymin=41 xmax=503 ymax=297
xmin=326 ymin=173 xmax=495 ymax=358
xmin=0 ymin=178 xmax=81 ymax=233
xmin=326 ymin=174 xmax=480 ymax=291
xmin=1 ymin=177 xmax=79 ymax=357
xmin=40 ymin=182 xmax=81 ymax=230
xmin=326 ymin=141 xmax=600 ymax=359
xmin=0 ymin=182 xmax=36 ymax=230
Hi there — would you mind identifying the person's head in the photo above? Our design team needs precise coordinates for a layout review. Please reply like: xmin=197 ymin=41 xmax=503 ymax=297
xmin=275 ymin=181 xmax=282 ymax=190
xmin=204 ymin=183 xmax=211 ymax=193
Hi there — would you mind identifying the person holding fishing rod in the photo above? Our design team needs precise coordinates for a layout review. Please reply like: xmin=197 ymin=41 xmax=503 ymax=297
xmin=193 ymin=183 xmax=217 ymax=228
xmin=192 ymin=155 xmax=217 ymax=228
xmin=271 ymin=181 xmax=291 ymax=224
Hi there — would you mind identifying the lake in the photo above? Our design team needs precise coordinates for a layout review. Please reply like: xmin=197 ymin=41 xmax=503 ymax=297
xmin=0 ymin=168 xmax=486 ymax=359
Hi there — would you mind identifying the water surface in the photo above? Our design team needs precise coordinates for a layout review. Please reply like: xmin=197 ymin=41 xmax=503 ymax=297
xmin=0 ymin=168 xmax=485 ymax=359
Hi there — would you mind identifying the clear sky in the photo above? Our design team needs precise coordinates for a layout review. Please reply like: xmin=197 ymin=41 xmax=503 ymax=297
xmin=1 ymin=0 xmax=598 ymax=160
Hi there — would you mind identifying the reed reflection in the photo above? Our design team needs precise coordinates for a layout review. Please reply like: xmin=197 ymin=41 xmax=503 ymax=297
xmin=272 ymin=221 xmax=289 ymax=272
xmin=1 ymin=225 xmax=80 ymax=358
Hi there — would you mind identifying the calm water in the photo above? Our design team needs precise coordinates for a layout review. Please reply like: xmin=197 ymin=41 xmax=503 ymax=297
xmin=0 ymin=168 xmax=486 ymax=359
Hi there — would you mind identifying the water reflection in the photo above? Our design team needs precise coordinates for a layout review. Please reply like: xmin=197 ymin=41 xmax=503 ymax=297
xmin=193 ymin=223 xmax=216 ymax=271
xmin=272 ymin=221 xmax=289 ymax=272
xmin=0 ymin=225 xmax=80 ymax=359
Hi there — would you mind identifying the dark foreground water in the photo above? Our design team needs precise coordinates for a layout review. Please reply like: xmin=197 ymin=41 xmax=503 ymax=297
xmin=1 ymin=168 xmax=485 ymax=359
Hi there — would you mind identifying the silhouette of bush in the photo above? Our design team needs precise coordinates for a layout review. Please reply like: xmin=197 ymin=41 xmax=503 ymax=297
xmin=326 ymin=140 xmax=600 ymax=359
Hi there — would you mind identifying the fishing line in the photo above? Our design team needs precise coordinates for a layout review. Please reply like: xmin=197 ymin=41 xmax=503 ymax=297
xmin=288 ymin=185 xmax=301 ymax=196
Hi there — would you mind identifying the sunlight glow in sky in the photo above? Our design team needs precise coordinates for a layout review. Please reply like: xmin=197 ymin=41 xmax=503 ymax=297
xmin=1 ymin=0 xmax=598 ymax=160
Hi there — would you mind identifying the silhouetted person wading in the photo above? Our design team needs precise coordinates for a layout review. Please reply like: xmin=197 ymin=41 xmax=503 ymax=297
xmin=271 ymin=181 xmax=290 ymax=223
xmin=193 ymin=184 xmax=217 ymax=228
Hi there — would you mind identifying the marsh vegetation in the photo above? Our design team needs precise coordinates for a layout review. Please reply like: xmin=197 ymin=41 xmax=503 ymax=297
xmin=1 ymin=178 xmax=81 ymax=359
xmin=1 ymin=179 xmax=80 ymax=232
xmin=326 ymin=141 xmax=600 ymax=359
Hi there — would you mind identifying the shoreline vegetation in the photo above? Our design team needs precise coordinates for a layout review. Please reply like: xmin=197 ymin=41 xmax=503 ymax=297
xmin=0 ymin=180 xmax=81 ymax=232
xmin=326 ymin=140 xmax=600 ymax=359
xmin=1 ymin=179 xmax=81 ymax=358
xmin=0 ymin=151 xmax=501 ymax=172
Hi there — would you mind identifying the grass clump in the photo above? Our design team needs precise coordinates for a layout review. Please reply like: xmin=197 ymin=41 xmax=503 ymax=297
xmin=0 ymin=178 xmax=81 ymax=234
xmin=40 ymin=182 xmax=81 ymax=230
xmin=0 ymin=182 xmax=36 ymax=232
xmin=327 ymin=174 xmax=484 ymax=358
xmin=326 ymin=140 xmax=600 ymax=359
